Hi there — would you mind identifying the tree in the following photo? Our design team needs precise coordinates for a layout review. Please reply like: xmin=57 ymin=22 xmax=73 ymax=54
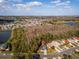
xmin=75 ymin=30 xmax=79 ymax=37
xmin=8 ymin=27 xmax=41 ymax=59
xmin=9 ymin=27 xmax=29 ymax=53
xmin=41 ymin=33 xmax=54 ymax=41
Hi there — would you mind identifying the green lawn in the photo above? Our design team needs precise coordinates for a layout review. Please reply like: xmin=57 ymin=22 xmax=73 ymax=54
xmin=0 ymin=58 xmax=12 ymax=59
xmin=74 ymin=51 xmax=79 ymax=57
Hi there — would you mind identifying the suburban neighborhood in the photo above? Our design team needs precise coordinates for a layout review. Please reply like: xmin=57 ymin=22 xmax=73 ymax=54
xmin=0 ymin=16 xmax=79 ymax=59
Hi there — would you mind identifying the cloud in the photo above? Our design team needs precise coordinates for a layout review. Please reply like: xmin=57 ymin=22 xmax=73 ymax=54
xmin=51 ymin=0 xmax=71 ymax=4
xmin=51 ymin=0 xmax=61 ymax=3
xmin=0 ymin=1 xmax=43 ymax=12
xmin=2 ymin=0 xmax=23 ymax=3
xmin=11 ymin=0 xmax=23 ymax=2
xmin=0 ymin=1 xmax=44 ymax=15
xmin=14 ymin=1 xmax=43 ymax=10
xmin=48 ymin=0 xmax=76 ymax=15
xmin=0 ymin=0 xmax=10 ymax=8
xmin=0 ymin=0 xmax=78 ymax=16
xmin=50 ymin=0 xmax=71 ymax=8
xmin=27 ymin=1 xmax=43 ymax=7
xmin=0 ymin=0 xmax=4 ymax=2
xmin=57 ymin=1 xmax=70 ymax=5
xmin=66 ymin=1 xmax=71 ymax=3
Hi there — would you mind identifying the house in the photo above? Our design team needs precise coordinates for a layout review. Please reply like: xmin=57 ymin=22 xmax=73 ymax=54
xmin=68 ymin=38 xmax=75 ymax=43
xmin=63 ymin=40 xmax=69 ymax=44
xmin=75 ymin=49 xmax=79 ymax=52
xmin=57 ymin=40 xmax=64 ymax=45
xmin=73 ymin=37 xmax=79 ymax=42
xmin=47 ymin=41 xmax=61 ymax=48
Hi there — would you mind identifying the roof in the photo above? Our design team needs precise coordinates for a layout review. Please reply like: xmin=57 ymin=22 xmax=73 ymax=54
xmin=74 ymin=37 xmax=79 ymax=40
xmin=75 ymin=37 xmax=79 ymax=40
xmin=47 ymin=41 xmax=60 ymax=47
xmin=64 ymin=40 xmax=69 ymax=43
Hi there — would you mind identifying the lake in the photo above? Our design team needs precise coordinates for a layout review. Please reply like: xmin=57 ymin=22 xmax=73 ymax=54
xmin=64 ymin=22 xmax=79 ymax=26
xmin=0 ymin=19 xmax=15 ymax=24
xmin=0 ymin=30 xmax=11 ymax=44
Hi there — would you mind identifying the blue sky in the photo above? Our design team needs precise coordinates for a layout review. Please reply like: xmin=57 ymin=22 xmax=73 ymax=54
xmin=0 ymin=0 xmax=79 ymax=16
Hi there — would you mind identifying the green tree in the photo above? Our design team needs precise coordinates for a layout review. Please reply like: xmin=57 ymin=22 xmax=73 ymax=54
xmin=41 ymin=33 xmax=54 ymax=41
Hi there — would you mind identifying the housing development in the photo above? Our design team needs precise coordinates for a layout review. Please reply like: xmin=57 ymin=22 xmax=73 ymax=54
xmin=0 ymin=16 xmax=79 ymax=59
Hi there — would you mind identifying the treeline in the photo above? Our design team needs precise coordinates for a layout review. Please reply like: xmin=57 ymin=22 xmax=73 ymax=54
xmin=8 ymin=27 xmax=42 ymax=53
xmin=8 ymin=28 xmax=79 ymax=53
xmin=40 ymin=30 xmax=79 ymax=41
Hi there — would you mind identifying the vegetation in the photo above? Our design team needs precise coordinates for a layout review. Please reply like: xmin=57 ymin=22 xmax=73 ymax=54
xmin=63 ymin=54 xmax=72 ymax=59
xmin=7 ymin=27 xmax=79 ymax=52
xmin=39 ymin=30 xmax=79 ymax=42
xmin=6 ymin=21 xmax=79 ymax=59
xmin=7 ymin=27 xmax=41 ymax=59
xmin=0 ymin=16 xmax=79 ymax=59
xmin=74 ymin=50 xmax=79 ymax=57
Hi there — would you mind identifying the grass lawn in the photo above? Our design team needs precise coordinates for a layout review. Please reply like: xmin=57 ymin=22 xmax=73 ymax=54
xmin=47 ymin=48 xmax=56 ymax=54
xmin=60 ymin=46 xmax=66 ymax=50
xmin=37 ymin=50 xmax=44 ymax=54
xmin=0 ymin=57 xmax=12 ymax=59
xmin=74 ymin=52 xmax=79 ymax=57
xmin=65 ymin=44 xmax=73 ymax=48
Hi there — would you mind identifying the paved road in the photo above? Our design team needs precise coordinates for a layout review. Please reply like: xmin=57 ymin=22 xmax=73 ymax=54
xmin=40 ymin=46 xmax=79 ymax=59
xmin=0 ymin=46 xmax=79 ymax=59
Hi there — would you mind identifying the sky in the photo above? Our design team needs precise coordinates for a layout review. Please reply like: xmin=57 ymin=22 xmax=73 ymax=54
xmin=0 ymin=0 xmax=79 ymax=16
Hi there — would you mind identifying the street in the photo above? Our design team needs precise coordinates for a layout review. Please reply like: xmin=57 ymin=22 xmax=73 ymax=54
xmin=40 ymin=46 xmax=79 ymax=59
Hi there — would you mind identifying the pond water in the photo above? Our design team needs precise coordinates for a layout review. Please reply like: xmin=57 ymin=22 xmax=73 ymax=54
xmin=0 ymin=19 xmax=15 ymax=24
xmin=64 ymin=22 xmax=79 ymax=26
xmin=0 ymin=30 xmax=11 ymax=44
